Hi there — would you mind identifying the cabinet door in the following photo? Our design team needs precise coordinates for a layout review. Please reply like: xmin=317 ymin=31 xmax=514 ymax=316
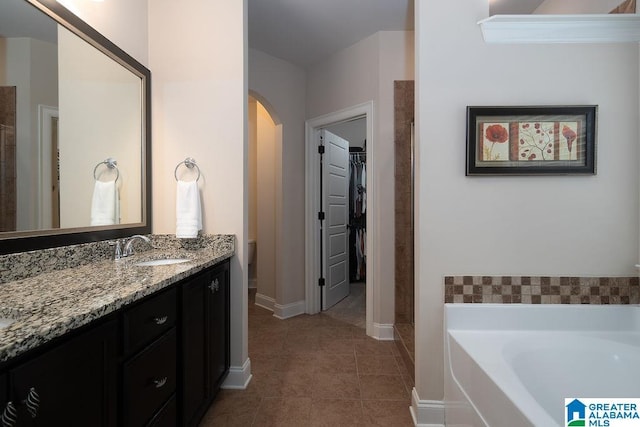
xmin=9 ymin=319 xmax=117 ymax=427
xmin=181 ymin=270 xmax=209 ymax=426
xmin=208 ymin=261 xmax=230 ymax=394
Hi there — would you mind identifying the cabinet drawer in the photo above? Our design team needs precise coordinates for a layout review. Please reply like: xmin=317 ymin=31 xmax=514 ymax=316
xmin=123 ymin=287 xmax=176 ymax=355
xmin=148 ymin=394 xmax=176 ymax=427
xmin=123 ymin=328 xmax=176 ymax=427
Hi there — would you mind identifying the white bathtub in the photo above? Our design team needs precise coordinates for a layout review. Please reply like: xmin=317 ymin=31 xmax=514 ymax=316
xmin=444 ymin=304 xmax=640 ymax=427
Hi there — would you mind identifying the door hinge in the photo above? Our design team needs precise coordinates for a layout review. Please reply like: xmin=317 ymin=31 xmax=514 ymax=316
xmin=318 ymin=145 xmax=325 ymax=154
xmin=318 ymin=278 xmax=325 ymax=287
xmin=318 ymin=211 xmax=325 ymax=221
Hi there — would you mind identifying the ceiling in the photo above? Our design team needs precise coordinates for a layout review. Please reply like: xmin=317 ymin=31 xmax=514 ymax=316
xmin=248 ymin=0 xmax=414 ymax=69
xmin=0 ymin=1 xmax=56 ymax=44
xmin=247 ymin=0 xmax=555 ymax=69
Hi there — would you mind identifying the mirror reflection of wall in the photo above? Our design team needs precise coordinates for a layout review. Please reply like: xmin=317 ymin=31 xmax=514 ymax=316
xmin=57 ymin=26 xmax=142 ymax=229
xmin=0 ymin=0 xmax=144 ymax=236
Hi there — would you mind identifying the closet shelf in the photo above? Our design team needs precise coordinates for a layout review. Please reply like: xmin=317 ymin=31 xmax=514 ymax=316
xmin=478 ymin=14 xmax=640 ymax=44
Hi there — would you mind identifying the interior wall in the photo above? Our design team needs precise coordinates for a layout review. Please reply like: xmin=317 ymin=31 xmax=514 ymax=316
xmin=68 ymin=0 xmax=249 ymax=387
xmin=148 ymin=0 xmax=248 ymax=385
xmin=534 ymin=0 xmax=625 ymax=13
xmin=248 ymin=48 xmax=306 ymax=308
xmin=415 ymin=0 xmax=639 ymax=403
xmin=248 ymin=98 xmax=257 ymax=287
xmin=325 ymin=118 xmax=367 ymax=148
xmin=256 ymin=100 xmax=277 ymax=301
xmin=248 ymin=98 xmax=257 ymax=241
xmin=306 ymin=31 xmax=415 ymax=326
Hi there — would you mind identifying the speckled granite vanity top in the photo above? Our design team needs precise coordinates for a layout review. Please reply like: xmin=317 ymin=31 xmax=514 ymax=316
xmin=0 ymin=234 xmax=234 ymax=363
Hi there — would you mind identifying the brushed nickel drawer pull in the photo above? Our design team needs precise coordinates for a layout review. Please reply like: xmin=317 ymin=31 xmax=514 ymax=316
xmin=153 ymin=377 xmax=167 ymax=388
xmin=153 ymin=316 xmax=168 ymax=325
xmin=1 ymin=401 xmax=17 ymax=427
xmin=208 ymin=278 xmax=219 ymax=293
xmin=24 ymin=388 xmax=39 ymax=418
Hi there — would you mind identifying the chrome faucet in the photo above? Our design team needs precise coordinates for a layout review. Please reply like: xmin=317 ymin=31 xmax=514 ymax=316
xmin=122 ymin=235 xmax=151 ymax=257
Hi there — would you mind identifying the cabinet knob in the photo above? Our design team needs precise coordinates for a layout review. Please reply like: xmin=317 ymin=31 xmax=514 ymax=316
xmin=153 ymin=316 xmax=168 ymax=325
xmin=209 ymin=278 xmax=220 ymax=293
xmin=153 ymin=377 xmax=167 ymax=389
xmin=24 ymin=388 xmax=40 ymax=419
xmin=1 ymin=401 xmax=17 ymax=427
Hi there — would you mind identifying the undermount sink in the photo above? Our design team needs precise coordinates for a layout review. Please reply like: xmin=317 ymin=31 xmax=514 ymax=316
xmin=0 ymin=318 xmax=15 ymax=329
xmin=134 ymin=258 xmax=191 ymax=267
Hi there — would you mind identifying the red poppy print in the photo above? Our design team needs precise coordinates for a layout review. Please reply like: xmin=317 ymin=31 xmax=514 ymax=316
xmin=482 ymin=123 xmax=509 ymax=161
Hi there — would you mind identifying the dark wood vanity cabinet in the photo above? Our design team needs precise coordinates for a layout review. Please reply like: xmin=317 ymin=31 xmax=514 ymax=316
xmin=121 ymin=287 xmax=178 ymax=426
xmin=2 ymin=319 xmax=118 ymax=427
xmin=0 ymin=258 xmax=230 ymax=427
xmin=180 ymin=260 xmax=230 ymax=426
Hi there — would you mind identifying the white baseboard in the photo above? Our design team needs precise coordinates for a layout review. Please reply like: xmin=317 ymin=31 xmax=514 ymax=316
xmin=221 ymin=357 xmax=252 ymax=390
xmin=248 ymin=278 xmax=257 ymax=289
xmin=372 ymin=322 xmax=395 ymax=341
xmin=273 ymin=299 xmax=306 ymax=319
xmin=255 ymin=293 xmax=275 ymax=312
xmin=410 ymin=388 xmax=445 ymax=427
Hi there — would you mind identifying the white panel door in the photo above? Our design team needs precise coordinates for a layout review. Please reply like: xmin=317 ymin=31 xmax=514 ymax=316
xmin=321 ymin=130 xmax=349 ymax=309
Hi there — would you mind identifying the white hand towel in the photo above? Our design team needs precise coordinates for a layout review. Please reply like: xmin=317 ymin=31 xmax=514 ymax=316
xmin=176 ymin=180 xmax=202 ymax=238
xmin=90 ymin=180 xmax=119 ymax=226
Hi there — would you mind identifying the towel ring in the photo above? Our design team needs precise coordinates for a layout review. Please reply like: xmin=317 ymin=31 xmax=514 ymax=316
xmin=174 ymin=157 xmax=201 ymax=182
xmin=93 ymin=158 xmax=119 ymax=182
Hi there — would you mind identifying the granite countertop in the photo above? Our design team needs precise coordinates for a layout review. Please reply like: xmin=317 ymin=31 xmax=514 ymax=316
xmin=0 ymin=235 xmax=235 ymax=364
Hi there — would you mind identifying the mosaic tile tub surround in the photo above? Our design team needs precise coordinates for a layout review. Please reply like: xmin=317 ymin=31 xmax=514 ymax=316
xmin=444 ymin=276 xmax=640 ymax=304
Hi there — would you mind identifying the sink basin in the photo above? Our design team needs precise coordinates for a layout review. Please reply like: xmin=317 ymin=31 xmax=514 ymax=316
xmin=0 ymin=318 xmax=15 ymax=329
xmin=135 ymin=258 xmax=191 ymax=267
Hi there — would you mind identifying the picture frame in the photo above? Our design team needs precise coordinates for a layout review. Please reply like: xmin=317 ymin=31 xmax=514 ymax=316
xmin=466 ymin=106 xmax=597 ymax=175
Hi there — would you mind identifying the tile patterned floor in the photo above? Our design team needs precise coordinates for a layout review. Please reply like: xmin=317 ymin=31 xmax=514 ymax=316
xmin=323 ymin=282 xmax=366 ymax=329
xmin=200 ymin=290 xmax=415 ymax=426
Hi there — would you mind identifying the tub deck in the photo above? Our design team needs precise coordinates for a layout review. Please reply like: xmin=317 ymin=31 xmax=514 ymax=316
xmin=444 ymin=304 xmax=640 ymax=427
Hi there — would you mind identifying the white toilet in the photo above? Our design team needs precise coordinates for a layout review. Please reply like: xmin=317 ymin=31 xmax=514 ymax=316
xmin=248 ymin=239 xmax=256 ymax=288
xmin=248 ymin=239 xmax=256 ymax=265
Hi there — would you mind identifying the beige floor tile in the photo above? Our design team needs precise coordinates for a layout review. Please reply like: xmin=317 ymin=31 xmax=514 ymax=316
xmin=275 ymin=353 xmax=319 ymax=372
xmin=315 ymin=352 xmax=357 ymax=373
xmin=283 ymin=334 xmax=322 ymax=353
xmin=250 ymin=337 xmax=285 ymax=355
xmin=199 ymin=392 xmax=261 ymax=426
xmin=253 ymin=397 xmax=312 ymax=427
xmin=355 ymin=339 xmax=396 ymax=356
xmin=309 ymin=399 xmax=365 ymax=427
xmin=205 ymin=289 xmax=415 ymax=426
xmin=312 ymin=372 xmax=361 ymax=399
xmin=317 ymin=325 xmax=356 ymax=339
xmin=319 ymin=337 xmax=356 ymax=354
xmin=361 ymin=399 xmax=414 ymax=426
xmin=356 ymin=354 xmax=401 ymax=375
xmin=359 ymin=374 xmax=409 ymax=400
xmin=250 ymin=353 xmax=281 ymax=374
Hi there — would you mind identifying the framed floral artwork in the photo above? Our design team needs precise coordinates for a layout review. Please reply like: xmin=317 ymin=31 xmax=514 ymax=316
xmin=466 ymin=106 xmax=597 ymax=175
